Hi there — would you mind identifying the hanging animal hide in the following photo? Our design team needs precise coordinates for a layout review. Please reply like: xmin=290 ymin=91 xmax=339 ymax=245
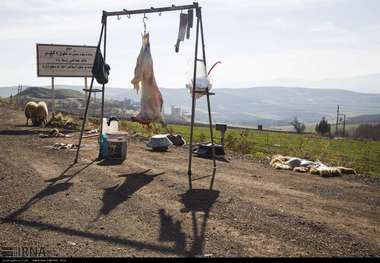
xmin=131 ymin=33 xmax=165 ymax=125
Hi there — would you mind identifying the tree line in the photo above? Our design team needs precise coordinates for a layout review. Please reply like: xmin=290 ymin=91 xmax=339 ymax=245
xmin=291 ymin=116 xmax=379 ymax=140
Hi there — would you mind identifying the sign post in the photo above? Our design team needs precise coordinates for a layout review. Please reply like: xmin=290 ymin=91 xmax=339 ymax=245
xmin=51 ymin=77 xmax=55 ymax=117
xmin=84 ymin=77 xmax=88 ymax=98
xmin=36 ymin=43 xmax=97 ymax=115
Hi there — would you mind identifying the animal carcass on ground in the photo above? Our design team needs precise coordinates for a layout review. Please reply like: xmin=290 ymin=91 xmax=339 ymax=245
xmin=24 ymin=101 xmax=38 ymax=126
xmin=270 ymin=154 xmax=356 ymax=177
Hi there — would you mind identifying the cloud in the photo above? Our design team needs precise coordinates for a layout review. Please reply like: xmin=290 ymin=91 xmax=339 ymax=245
xmin=0 ymin=0 xmax=379 ymax=88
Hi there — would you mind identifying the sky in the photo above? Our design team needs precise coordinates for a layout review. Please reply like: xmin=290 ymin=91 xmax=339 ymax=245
xmin=1 ymin=0 xmax=380 ymax=90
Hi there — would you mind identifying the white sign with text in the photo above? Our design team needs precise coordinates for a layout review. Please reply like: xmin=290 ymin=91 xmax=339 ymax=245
xmin=36 ymin=44 xmax=97 ymax=77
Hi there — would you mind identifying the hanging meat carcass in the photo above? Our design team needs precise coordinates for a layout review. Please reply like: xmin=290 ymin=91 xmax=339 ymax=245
xmin=131 ymin=33 xmax=165 ymax=126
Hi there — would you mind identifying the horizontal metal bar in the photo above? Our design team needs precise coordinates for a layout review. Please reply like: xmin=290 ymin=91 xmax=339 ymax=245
xmin=103 ymin=3 xmax=198 ymax=17
xmin=196 ymin=58 xmax=204 ymax=62
xmin=83 ymin=88 xmax=103 ymax=93
xmin=194 ymin=91 xmax=215 ymax=95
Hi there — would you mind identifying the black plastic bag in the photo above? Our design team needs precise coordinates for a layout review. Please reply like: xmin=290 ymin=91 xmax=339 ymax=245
xmin=92 ymin=48 xmax=110 ymax=85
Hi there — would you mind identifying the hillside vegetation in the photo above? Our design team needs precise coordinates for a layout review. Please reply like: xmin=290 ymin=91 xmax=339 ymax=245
xmin=346 ymin=114 xmax=380 ymax=124
xmin=18 ymin=86 xmax=84 ymax=99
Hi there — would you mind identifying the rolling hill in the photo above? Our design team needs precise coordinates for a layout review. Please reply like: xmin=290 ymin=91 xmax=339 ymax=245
xmin=1 ymin=85 xmax=379 ymax=127
xmin=18 ymin=86 xmax=84 ymax=99
xmin=346 ymin=114 xmax=380 ymax=124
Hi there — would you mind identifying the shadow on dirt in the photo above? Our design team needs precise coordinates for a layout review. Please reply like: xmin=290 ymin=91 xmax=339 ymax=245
xmin=96 ymin=159 xmax=125 ymax=166
xmin=0 ymin=129 xmax=41 ymax=136
xmin=0 ymin=127 xmax=78 ymax=136
xmin=1 ymin=190 xmax=219 ymax=258
xmin=1 ymin=188 xmax=219 ymax=257
xmin=98 ymin=169 xmax=164 ymax=216
xmin=159 ymin=209 xmax=186 ymax=254
xmin=4 ymin=160 xmax=96 ymax=219
xmin=4 ymin=182 xmax=74 ymax=219
xmin=178 ymin=189 xmax=220 ymax=256
xmin=0 ymin=217 xmax=180 ymax=255
xmin=2 ymin=161 xmax=218 ymax=257
xmin=193 ymin=155 xmax=230 ymax=163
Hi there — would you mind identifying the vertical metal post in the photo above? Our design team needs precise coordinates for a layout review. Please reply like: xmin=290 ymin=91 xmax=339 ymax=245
xmin=187 ymin=5 xmax=200 ymax=190
xmin=100 ymin=14 xmax=107 ymax=138
xmin=51 ymin=77 xmax=55 ymax=117
xmin=75 ymin=77 xmax=96 ymax=163
xmin=343 ymin=114 xmax=346 ymax=137
xmin=74 ymin=21 xmax=105 ymax=163
xmin=336 ymin=104 xmax=339 ymax=136
xmin=199 ymin=9 xmax=217 ymax=190
xmin=84 ymin=77 xmax=88 ymax=100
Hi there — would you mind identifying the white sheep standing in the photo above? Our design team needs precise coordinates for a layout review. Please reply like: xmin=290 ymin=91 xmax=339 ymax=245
xmin=24 ymin=101 xmax=38 ymax=126
xmin=32 ymin=101 xmax=49 ymax=127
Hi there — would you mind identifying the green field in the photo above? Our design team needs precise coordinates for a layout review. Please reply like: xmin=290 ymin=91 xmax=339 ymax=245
xmin=119 ymin=121 xmax=380 ymax=177
xmin=2 ymin=98 xmax=378 ymax=177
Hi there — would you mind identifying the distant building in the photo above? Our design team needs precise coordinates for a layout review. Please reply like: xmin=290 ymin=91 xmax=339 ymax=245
xmin=161 ymin=105 xmax=189 ymax=124
xmin=171 ymin=105 xmax=182 ymax=118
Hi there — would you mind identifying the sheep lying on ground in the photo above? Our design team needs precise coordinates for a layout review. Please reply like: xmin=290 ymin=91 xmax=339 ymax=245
xmin=310 ymin=167 xmax=342 ymax=177
xmin=24 ymin=101 xmax=38 ymax=125
xmin=32 ymin=101 xmax=49 ymax=127
xmin=293 ymin=167 xmax=309 ymax=173
xmin=270 ymin=154 xmax=356 ymax=177
xmin=337 ymin=167 xmax=357 ymax=175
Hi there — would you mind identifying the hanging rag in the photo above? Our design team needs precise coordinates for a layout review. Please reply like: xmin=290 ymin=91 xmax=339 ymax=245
xmin=186 ymin=9 xmax=193 ymax=39
xmin=175 ymin=13 xmax=188 ymax=53
xmin=92 ymin=48 xmax=110 ymax=85
xmin=131 ymin=33 xmax=165 ymax=125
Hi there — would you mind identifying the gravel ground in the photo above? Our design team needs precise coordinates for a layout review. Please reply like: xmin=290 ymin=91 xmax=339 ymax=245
xmin=0 ymin=106 xmax=379 ymax=257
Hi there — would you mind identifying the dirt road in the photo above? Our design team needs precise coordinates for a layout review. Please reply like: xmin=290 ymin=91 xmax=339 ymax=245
xmin=0 ymin=106 xmax=379 ymax=257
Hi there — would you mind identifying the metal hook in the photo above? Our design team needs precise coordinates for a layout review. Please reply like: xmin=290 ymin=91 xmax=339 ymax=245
xmin=158 ymin=11 xmax=162 ymax=16
xmin=117 ymin=15 xmax=121 ymax=20
xmin=123 ymin=9 xmax=131 ymax=18
xmin=143 ymin=13 xmax=148 ymax=34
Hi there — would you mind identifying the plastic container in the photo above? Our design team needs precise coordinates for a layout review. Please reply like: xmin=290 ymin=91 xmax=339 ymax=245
xmin=107 ymin=131 xmax=128 ymax=140
xmin=108 ymin=120 xmax=118 ymax=133
xmin=102 ymin=118 xmax=109 ymax=133
xmin=99 ymin=132 xmax=108 ymax=159
xmin=107 ymin=137 xmax=127 ymax=162
xmin=102 ymin=118 xmax=119 ymax=133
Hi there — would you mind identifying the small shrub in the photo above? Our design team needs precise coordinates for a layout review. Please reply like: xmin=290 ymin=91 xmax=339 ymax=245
xmin=315 ymin=117 xmax=331 ymax=136
xmin=291 ymin=116 xmax=306 ymax=134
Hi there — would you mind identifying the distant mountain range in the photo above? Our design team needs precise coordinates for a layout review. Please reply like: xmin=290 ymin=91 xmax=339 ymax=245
xmin=346 ymin=114 xmax=380 ymax=124
xmin=265 ymin=73 xmax=380 ymax=94
xmin=1 ymin=85 xmax=379 ymax=127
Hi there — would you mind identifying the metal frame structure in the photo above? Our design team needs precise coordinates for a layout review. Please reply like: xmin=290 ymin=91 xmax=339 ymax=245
xmin=74 ymin=2 xmax=216 ymax=190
